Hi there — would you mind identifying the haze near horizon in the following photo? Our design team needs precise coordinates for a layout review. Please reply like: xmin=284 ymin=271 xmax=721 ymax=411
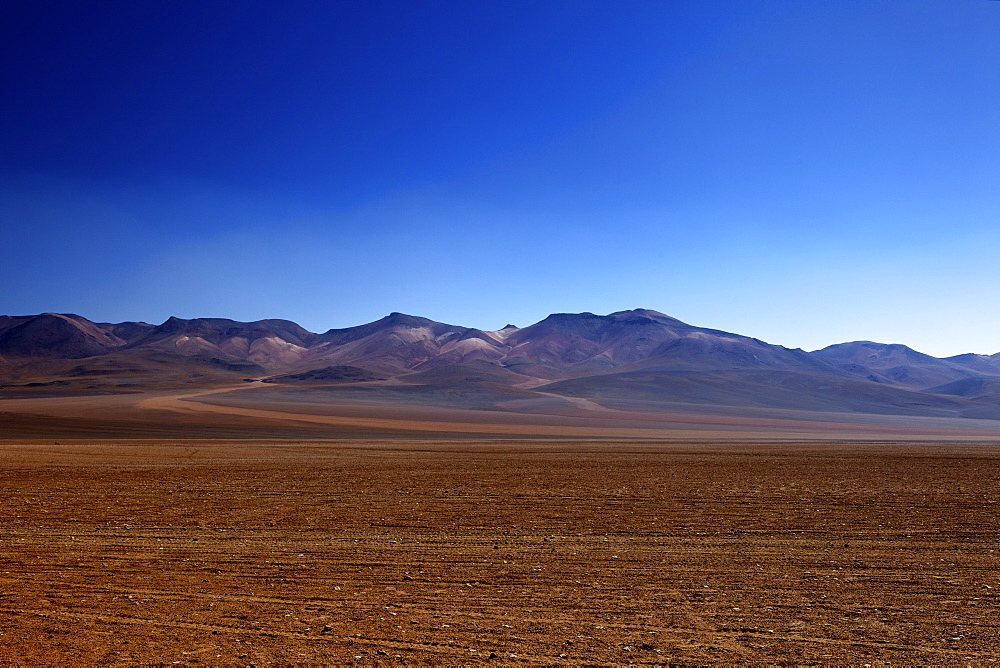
xmin=3 ymin=0 xmax=999 ymax=357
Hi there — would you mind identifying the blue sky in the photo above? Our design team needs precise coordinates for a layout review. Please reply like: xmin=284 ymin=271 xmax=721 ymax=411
xmin=3 ymin=0 xmax=999 ymax=356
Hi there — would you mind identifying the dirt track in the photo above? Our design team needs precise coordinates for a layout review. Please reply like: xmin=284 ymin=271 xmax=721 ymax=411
xmin=136 ymin=385 xmax=685 ymax=438
xmin=0 ymin=439 xmax=998 ymax=664
xmin=7 ymin=383 xmax=1000 ymax=441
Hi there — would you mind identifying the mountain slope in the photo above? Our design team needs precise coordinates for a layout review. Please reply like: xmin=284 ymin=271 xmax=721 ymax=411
xmin=127 ymin=316 xmax=318 ymax=369
xmin=812 ymin=341 xmax=996 ymax=390
xmin=944 ymin=352 xmax=1000 ymax=376
xmin=500 ymin=309 xmax=847 ymax=380
xmin=2 ymin=309 xmax=999 ymax=422
xmin=304 ymin=312 xmax=510 ymax=373
xmin=0 ymin=313 xmax=125 ymax=359
xmin=537 ymin=368 xmax=978 ymax=417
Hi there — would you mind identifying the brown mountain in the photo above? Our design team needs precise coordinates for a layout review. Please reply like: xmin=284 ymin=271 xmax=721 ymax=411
xmin=501 ymin=309 xmax=845 ymax=380
xmin=0 ymin=314 xmax=319 ymax=395
xmin=2 ymin=309 xmax=999 ymax=421
xmin=125 ymin=316 xmax=318 ymax=370
xmin=0 ymin=313 xmax=125 ymax=359
xmin=812 ymin=341 xmax=1000 ymax=390
xmin=303 ymin=312 xmax=511 ymax=374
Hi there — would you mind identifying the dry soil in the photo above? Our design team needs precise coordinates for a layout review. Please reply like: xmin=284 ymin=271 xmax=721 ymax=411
xmin=0 ymin=440 xmax=999 ymax=665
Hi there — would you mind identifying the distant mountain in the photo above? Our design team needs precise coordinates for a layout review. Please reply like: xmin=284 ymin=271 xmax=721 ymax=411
xmin=2 ymin=309 xmax=999 ymax=420
xmin=944 ymin=352 xmax=1000 ymax=376
xmin=0 ymin=313 xmax=125 ymax=359
xmin=305 ymin=312 xmax=510 ymax=373
xmin=124 ymin=316 xmax=318 ymax=369
xmin=499 ymin=309 xmax=844 ymax=380
xmin=812 ymin=341 xmax=999 ymax=390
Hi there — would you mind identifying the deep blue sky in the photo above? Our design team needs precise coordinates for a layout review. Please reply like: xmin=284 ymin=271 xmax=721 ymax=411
xmin=3 ymin=0 xmax=999 ymax=356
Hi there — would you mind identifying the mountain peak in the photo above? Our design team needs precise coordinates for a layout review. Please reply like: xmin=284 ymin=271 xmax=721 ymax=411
xmin=611 ymin=308 xmax=668 ymax=317
xmin=817 ymin=340 xmax=927 ymax=358
xmin=4 ymin=308 xmax=1000 ymax=422
xmin=379 ymin=312 xmax=436 ymax=327
xmin=608 ymin=308 xmax=682 ymax=323
xmin=0 ymin=312 xmax=124 ymax=358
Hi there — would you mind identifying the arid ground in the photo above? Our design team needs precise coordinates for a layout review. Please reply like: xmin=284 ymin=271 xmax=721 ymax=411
xmin=0 ymin=439 xmax=998 ymax=665
xmin=7 ymin=382 xmax=1000 ymax=441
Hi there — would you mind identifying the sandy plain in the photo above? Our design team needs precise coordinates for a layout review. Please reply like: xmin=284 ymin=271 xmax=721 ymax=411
xmin=6 ymin=382 xmax=1000 ymax=441
xmin=0 ymin=438 xmax=999 ymax=665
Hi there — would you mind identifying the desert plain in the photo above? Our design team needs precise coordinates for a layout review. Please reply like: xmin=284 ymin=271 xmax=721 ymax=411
xmin=3 ymin=353 xmax=1000 ymax=665
xmin=1 ymin=426 xmax=999 ymax=664
xmin=6 ymin=0 xmax=1000 ymax=660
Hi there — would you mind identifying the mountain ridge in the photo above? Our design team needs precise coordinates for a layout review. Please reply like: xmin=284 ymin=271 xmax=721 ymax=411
xmin=2 ymin=309 xmax=999 ymax=420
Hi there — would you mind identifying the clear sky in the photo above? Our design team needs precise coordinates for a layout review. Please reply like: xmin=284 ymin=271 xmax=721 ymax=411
xmin=3 ymin=0 xmax=999 ymax=357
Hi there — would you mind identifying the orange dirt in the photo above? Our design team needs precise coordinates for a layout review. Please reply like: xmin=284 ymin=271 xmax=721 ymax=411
xmin=0 ymin=439 xmax=998 ymax=664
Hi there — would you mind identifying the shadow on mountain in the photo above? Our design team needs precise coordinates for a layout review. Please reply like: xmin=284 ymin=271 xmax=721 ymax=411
xmin=537 ymin=368 xmax=983 ymax=418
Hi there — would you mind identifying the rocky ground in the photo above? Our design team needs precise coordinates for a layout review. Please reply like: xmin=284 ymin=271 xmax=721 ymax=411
xmin=0 ymin=439 xmax=997 ymax=665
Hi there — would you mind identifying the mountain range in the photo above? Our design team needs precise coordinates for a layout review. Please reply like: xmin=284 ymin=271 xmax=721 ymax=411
xmin=4 ymin=308 xmax=1000 ymax=422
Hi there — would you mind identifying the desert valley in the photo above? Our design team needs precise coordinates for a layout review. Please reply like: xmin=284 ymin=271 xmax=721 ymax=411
xmin=6 ymin=0 xmax=998 ymax=663
xmin=5 ymin=308 xmax=1000 ymax=440
xmin=2 ymin=310 xmax=1000 ymax=664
